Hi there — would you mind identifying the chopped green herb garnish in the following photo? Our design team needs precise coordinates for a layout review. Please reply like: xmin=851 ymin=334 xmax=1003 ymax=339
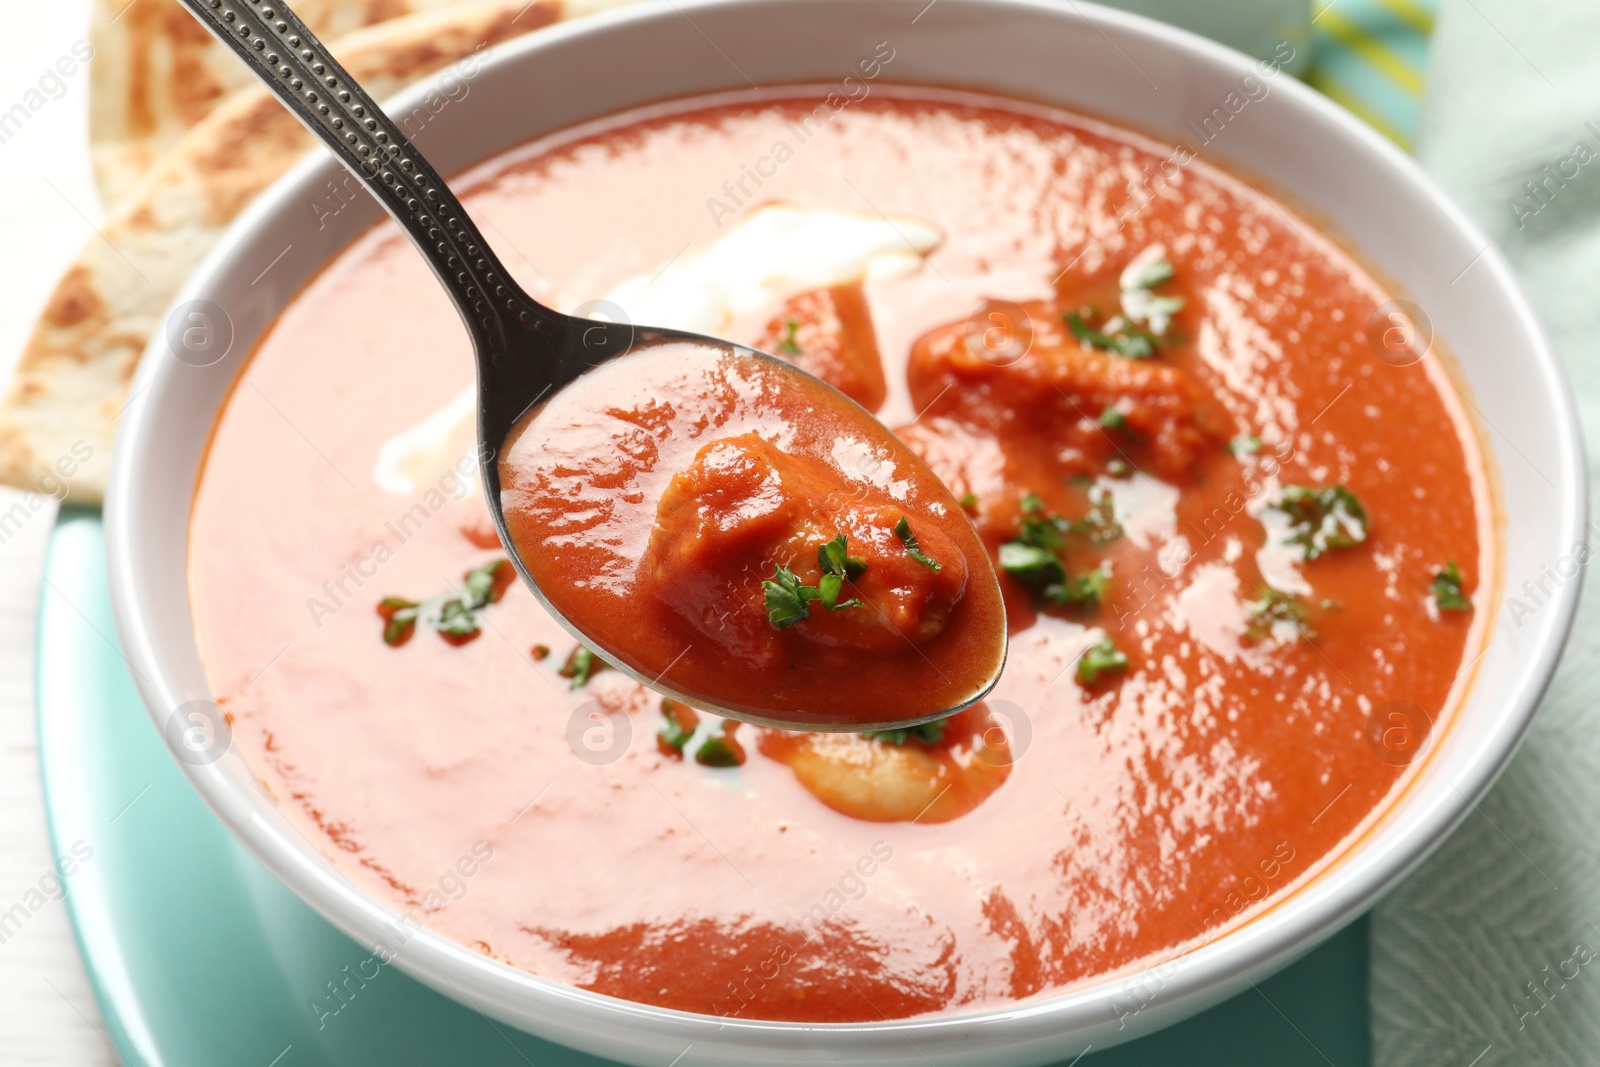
xmin=1045 ymin=564 xmax=1111 ymax=609
xmin=435 ymin=598 xmax=480 ymax=640
xmin=1244 ymin=589 xmax=1313 ymax=644
xmin=1064 ymin=308 xmax=1104 ymax=345
xmin=862 ymin=719 xmax=947 ymax=746
xmin=1096 ymin=406 xmax=1145 ymax=443
xmin=998 ymin=541 xmax=1065 ymax=585
xmin=1000 ymin=494 xmax=1116 ymax=608
xmin=777 ymin=318 xmax=802 ymax=355
xmin=1271 ymin=485 xmax=1369 ymax=561
xmin=1126 ymin=294 xmax=1185 ymax=335
xmin=695 ymin=738 xmax=740 ymax=766
xmin=460 ymin=560 xmax=514 ymax=609
xmin=818 ymin=534 xmax=868 ymax=581
xmin=1076 ymin=636 xmax=1129 ymax=685
xmin=814 ymin=534 xmax=868 ymax=610
xmin=1118 ymin=248 xmax=1185 ymax=335
xmin=765 ymin=534 xmax=872 ymax=630
xmin=1120 ymin=255 xmax=1174 ymax=291
xmin=817 ymin=572 xmax=865 ymax=611
xmin=1109 ymin=326 xmax=1156 ymax=358
xmin=1065 ymin=309 xmax=1157 ymax=359
xmin=558 ymin=645 xmax=609 ymax=689
xmin=377 ymin=559 xmax=514 ymax=648
xmin=998 ymin=492 xmax=1113 ymax=607
xmin=1430 ymin=561 xmax=1472 ymax=612
xmin=1016 ymin=492 xmax=1067 ymax=550
xmin=893 ymin=517 xmax=942 ymax=571
xmin=959 ymin=492 xmax=979 ymax=511
xmin=377 ymin=597 xmax=420 ymax=646
xmin=657 ymin=699 xmax=699 ymax=754
xmin=763 ymin=565 xmax=820 ymax=628
xmin=1229 ymin=435 xmax=1262 ymax=456
xmin=1064 ymin=249 xmax=1183 ymax=358
xmin=694 ymin=730 xmax=746 ymax=768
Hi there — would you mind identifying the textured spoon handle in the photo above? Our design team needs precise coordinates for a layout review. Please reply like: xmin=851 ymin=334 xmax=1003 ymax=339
xmin=174 ymin=0 xmax=545 ymax=355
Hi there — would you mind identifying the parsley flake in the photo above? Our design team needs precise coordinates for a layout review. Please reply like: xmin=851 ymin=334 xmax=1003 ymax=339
xmin=1066 ymin=247 xmax=1185 ymax=357
xmin=763 ymin=565 xmax=819 ymax=628
xmin=435 ymin=598 xmax=480 ymax=640
xmin=460 ymin=560 xmax=514 ymax=609
xmin=1430 ymin=561 xmax=1472 ymax=612
xmin=1123 ymin=294 xmax=1185 ymax=336
xmin=999 ymin=493 xmax=1119 ymax=609
xmin=1076 ymin=636 xmax=1129 ymax=685
xmin=657 ymin=698 xmax=700 ymax=755
xmin=1047 ymin=565 xmax=1111 ymax=609
xmin=862 ymin=719 xmax=948 ymax=746
xmin=1017 ymin=490 xmax=1117 ymax=550
xmin=893 ymin=517 xmax=942 ymax=571
xmin=1065 ymin=309 xmax=1158 ymax=359
xmin=1119 ymin=255 xmax=1174 ymax=291
xmin=1118 ymin=246 xmax=1185 ymax=335
xmin=819 ymin=572 xmax=864 ymax=610
xmin=1244 ymin=589 xmax=1313 ymax=644
xmin=777 ymin=318 xmax=802 ymax=356
xmin=694 ymin=727 xmax=747 ymax=768
xmin=763 ymin=536 xmax=870 ymax=629
xmin=558 ymin=645 xmax=609 ymax=689
xmin=818 ymin=534 xmax=868 ymax=581
xmin=1020 ymin=496 xmax=1062 ymax=546
xmin=998 ymin=541 xmax=1063 ymax=585
xmin=1229 ymin=435 xmax=1262 ymax=456
xmin=377 ymin=598 xmax=420 ymax=646
xmin=815 ymin=534 xmax=868 ymax=610
xmin=1271 ymin=485 xmax=1369 ymax=560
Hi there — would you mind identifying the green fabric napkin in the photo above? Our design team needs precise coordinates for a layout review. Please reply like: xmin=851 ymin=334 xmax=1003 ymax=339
xmin=1369 ymin=1 xmax=1600 ymax=1064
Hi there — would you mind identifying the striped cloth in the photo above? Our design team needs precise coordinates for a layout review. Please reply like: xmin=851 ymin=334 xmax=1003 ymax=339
xmin=1307 ymin=0 xmax=1439 ymax=148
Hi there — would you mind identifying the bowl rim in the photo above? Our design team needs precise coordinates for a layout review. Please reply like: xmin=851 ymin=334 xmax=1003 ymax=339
xmin=104 ymin=0 xmax=1587 ymax=1058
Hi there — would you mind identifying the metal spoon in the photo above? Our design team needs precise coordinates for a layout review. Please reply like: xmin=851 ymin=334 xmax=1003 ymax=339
xmin=176 ymin=0 xmax=1005 ymax=731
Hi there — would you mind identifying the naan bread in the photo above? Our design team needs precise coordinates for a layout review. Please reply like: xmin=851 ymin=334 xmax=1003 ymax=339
xmin=1 ymin=0 xmax=637 ymax=503
xmin=92 ymin=0 xmax=475 ymax=207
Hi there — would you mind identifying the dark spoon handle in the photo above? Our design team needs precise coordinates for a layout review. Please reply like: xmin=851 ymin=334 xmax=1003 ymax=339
xmin=174 ymin=0 xmax=553 ymax=356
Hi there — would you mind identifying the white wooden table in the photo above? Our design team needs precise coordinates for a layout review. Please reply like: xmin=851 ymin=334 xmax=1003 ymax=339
xmin=0 ymin=0 xmax=122 ymax=1061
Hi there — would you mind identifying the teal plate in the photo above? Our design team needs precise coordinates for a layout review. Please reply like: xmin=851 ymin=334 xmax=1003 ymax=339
xmin=38 ymin=510 xmax=1371 ymax=1066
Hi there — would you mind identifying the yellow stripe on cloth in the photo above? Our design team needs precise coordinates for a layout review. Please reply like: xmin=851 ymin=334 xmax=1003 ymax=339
xmin=1316 ymin=6 xmax=1426 ymax=96
xmin=1371 ymin=0 xmax=1436 ymax=36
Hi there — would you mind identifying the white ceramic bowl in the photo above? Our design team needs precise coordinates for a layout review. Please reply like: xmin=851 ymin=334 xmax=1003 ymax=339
xmin=105 ymin=0 xmax=1586 ymax=1062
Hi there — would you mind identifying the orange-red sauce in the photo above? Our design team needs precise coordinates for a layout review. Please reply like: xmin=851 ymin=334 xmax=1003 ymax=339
xmin=498 ymin=342 xmax=1006 ymax=727
xmin=189 ymin=88 xmax=1491 ymax=1022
